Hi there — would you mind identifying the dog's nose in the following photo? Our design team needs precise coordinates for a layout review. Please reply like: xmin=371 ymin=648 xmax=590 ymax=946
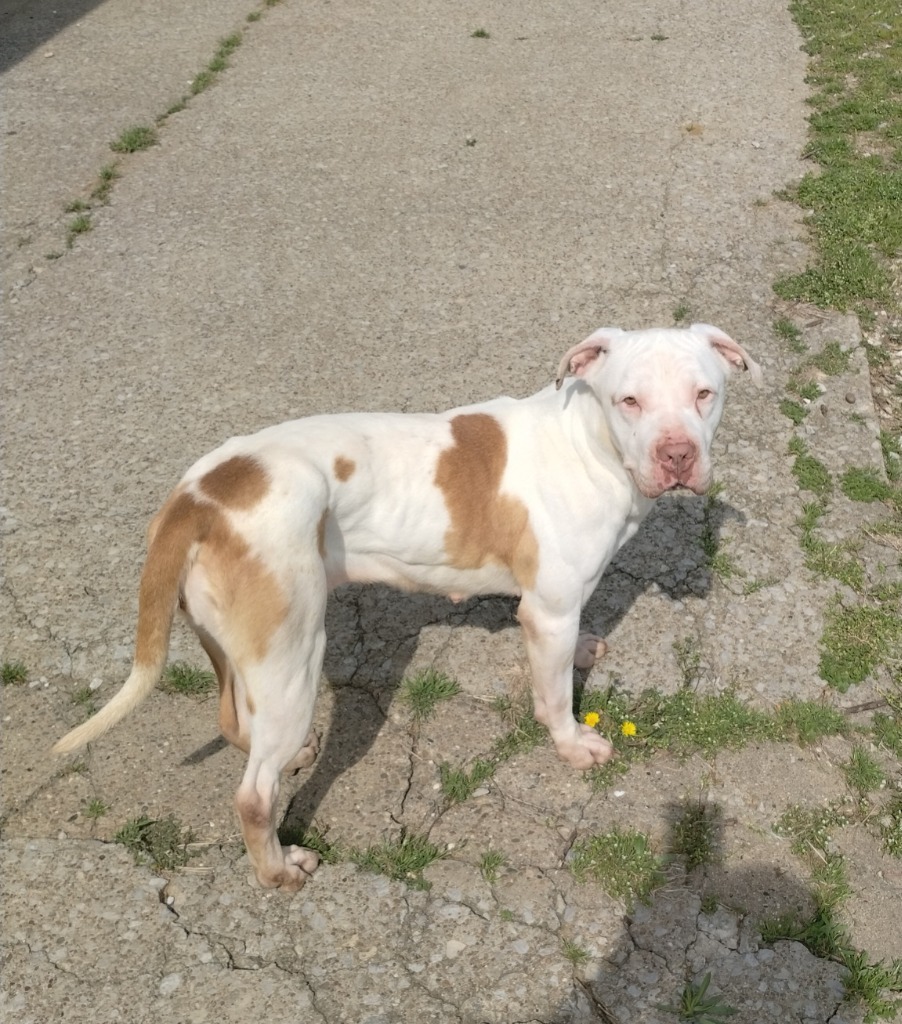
xmin=656 ymin=440 xmax=697 ymax=473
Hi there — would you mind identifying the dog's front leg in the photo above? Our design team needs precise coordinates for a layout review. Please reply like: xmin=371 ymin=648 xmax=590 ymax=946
xmin=517 ymin=596 xmax=614 ymax=770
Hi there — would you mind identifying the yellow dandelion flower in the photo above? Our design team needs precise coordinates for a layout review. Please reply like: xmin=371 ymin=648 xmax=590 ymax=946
xmin=621 ymin=720 xmax=637 ymax=737
xmin=584 ymin=712 xmax=600 ymax=728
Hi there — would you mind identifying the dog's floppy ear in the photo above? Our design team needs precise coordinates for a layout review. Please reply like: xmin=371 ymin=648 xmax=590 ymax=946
xmin=690 ymin=323 xmax=763 ymax=385
xmin=555 ymin=328 xmax=624 ymax=390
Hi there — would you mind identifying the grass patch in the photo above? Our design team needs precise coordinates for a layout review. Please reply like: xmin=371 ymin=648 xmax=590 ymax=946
xmin=810 ymin=341 xmax=853 ymax=377
xmin=670 ymin=801 xmax=720 ymax=871
xmin=91 ymin=163 xmax=119 ymax=202
xmin=71 ymin=685 xmax=96 ymax=716
xmin=111 ymin=125 xmax=157 ymax=154
xmin=843 ymin=745 xmax=886 ymax=799
xmin=83 ymin=799 xmax=109 ymax=820
xmin=774 ymin=317 xmax=807 ymax=354
xmin=160 ymin=661 xmax=216 ymax=697
xmin=1 ymin=661 xmax=27 ymax=686
xmin=657 ymin=973 xmax=737 ymax=1023
xmin=841 ymin=467 xmax=894 ymax=503
xmin=773 ymin=698 xmax=847 ymax=745
xmin=492 ymin=696 xmax=547 ymax=758
xmin=780 ymin=398 xmax=809 ymax=425
xmin=350 ymin=830 xmax=446 ymax=890
xmin=479 ymin=849 xmax=505 ymax=884
xmin=399 ymin=669 xmax=461 ymax=721
xmin=774 ymin=804 xmax=846 ymax=857
xmin=66 ymin=214 xmax=92 ymax=248
xmin=470 ymin=28 xmax=490 ymax=38
xmin=561 ymin=939 xmax=590 ymax=966
xmin=277 ymin=823 xmax=342 ymax=864
xmin=439 ymin=758 xmax=495 ymax=804
xmin=819 ymin=602 xmax=902 ymax=691
xmin=789 ymin=438 xmax=833 ymax=497
xmin=775 ymin=0 xmax=902 ymax=316
xmin=570 ymin=827 xmax=666 ymax=908
xmin=673 ymin=302 xmax=691 ymax=323
xmin=880 ymin=432 xmax=901 ymax=482
xmin=114 ymin=814 xmax=194 ymax=870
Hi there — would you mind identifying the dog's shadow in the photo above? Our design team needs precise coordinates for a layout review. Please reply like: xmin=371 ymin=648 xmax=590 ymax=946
xmin=264 ymin=492 xmax=742 ymax=837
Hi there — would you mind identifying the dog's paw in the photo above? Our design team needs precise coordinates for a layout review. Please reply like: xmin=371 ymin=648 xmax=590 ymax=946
xmin=574 ymin=633 xmax=607 ymax=670
xmin=555 ymin=724 xmax=615 ymax=770
xmin=286 ymin=729 xmax=321 ymax=774
xmin=252 ymin=845 xmax=320 ymax=891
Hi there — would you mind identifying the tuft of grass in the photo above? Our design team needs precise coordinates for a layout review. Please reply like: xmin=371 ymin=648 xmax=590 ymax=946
xmin=810 ymin=341 xmax=853 ymax=377
xmin=671 ymin=802 xmax=719 ymax=871
xmin=570 ymin=827 xmax=666 ymax=908
xmin=83 ymin=799 xmax=109 ymax=820
xmin=114 ymin=814 xmax=194 ymax=870
xmin=470 ymin=28 xmax=490 ymax=38
xmin=479 ymin=849 xmax=505 ymax=884
xmin=819 ymin=602 xmax=902 ymax=691
xmin=278 ymin=823 xmax=342 ymax=864
xmin=111 ymin=125 xmax=157 ymax=154
xmin=841 ymin=467 xmax=893 ymax=503
xmin=561 ymin=939 xmax=590 ymax=966
xmin=657 ymin=973 xmax=737 ymax=1023
xmin=66 ymin=214 xmax=92 ymax=248
xmin=71 ymin=685 xmax=96 ymax=716
xmin=439 ymin=758 xmax=495 ymax=804
xmin=775 ymin=0 xmax=902 ymax=317
xmin=842 ymin=745 xmax=885 ymax=799
xmin=91 ymin=163 xmax=120 ymax=202
xmin=873 ymin=712 xmax=902 ymax=757
xmin=780 ymin=398 xmax=808 ymax=425
xmin=774 ymin=804 xmax=845 ymax=858
xmin=399 ymin=669 xmax=461 ymax=721
xmin=880 ymin=432 xmax=901 ymax=483
xmin=773 ymin=699 xmax=847 ymax=745
xmin=247 ymin=10 xmax=262 ymax=22
xmin=1 ymin=661 xmax=28 ymax=686
xmin=700 ymin=491 xmax=743 ymax=581
xmin=65 ymin=198 xmax=90 ymax=214
xmin=773 ymin=317 xmax=807 ymax=353
xmin=350 ymin=830 xmax=446 ymax=890
xmin=789 ymin=439 xmax=833 ymax=497
xmin=673 ymin=636 xmax=703 ymax=687
xmin=160 ymin=661 xmax=216 ymax=697
xmin=492 ymin=696 xmax=547 ymax=758
xmin=673 ymin=302 xmax=691 ymax=323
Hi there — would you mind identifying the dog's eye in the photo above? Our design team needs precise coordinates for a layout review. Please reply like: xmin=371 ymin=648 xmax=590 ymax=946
xmin=697 ymin=389 xmax=712 ymax=401
xmin=621 ymin=396 xmax=638 ymax=407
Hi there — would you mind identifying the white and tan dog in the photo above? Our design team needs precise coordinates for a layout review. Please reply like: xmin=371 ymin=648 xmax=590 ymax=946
xmin=55 ymin=324 xmax=759 ymax=891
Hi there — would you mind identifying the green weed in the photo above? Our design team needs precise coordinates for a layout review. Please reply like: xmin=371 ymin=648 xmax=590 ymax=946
xmin=439 ymin=758 xmax=495 ymax=804
xmin=1 ymin=661 xmax=27 ymax=686
xmin=479 ymin=849 xmax=505 ymax=883
xmin=161 ymin=661 xmax=216 ymax=697
xmin=114 ymin=815 xmax=194 ymax=870
xmin=111 ymin=125 xmax=157 ymax=154
xmin=399 ymin=669 xmax=461 ymax=721
xmin=842 ymin=745 xmax=885 ymax=798
xmin=657 ymin=973 xmax=737 ymax=1022
xmin=570 ymin=827 xmax=666 ymax=907
xmin=670 ymin=802 xmax=719 ymax=871
xmin=351 ymin=830 xmax=446 ymax=890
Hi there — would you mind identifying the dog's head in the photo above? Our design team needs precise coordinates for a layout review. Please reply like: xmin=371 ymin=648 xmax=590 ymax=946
xmin=555 ymin=324 xmax=761 ymax=498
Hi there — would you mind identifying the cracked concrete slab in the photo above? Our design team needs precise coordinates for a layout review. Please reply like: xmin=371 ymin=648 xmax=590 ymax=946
xmin=2 ymin=0 xmax=899 ymax=1022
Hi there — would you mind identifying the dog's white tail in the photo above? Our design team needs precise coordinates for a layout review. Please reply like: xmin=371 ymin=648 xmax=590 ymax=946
xmin=53 ymin=492 xmax=205 ymax=755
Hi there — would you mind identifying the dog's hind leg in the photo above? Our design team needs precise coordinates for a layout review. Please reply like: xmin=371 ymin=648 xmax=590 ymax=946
xmin=233 ymin=562 xmax=328 ymax=891
xmin=196 ymin=626 xmax=319 ymax=773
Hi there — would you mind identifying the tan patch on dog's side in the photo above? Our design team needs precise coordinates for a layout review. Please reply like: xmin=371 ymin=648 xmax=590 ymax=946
xmin=200 ymin=455 xmax=269 ymax=509
xmin=333 ymin=455 xmax=356 ymax=482
xmin=196 ymin=512 xmax=289 ymax=667
xmin=435 ymin=413 xmax=539 ymax=589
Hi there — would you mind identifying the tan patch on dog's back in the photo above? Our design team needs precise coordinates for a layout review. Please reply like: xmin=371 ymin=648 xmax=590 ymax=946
xmin=200 ymin=455 xmax=269 ymax=509
xmin=333 ymin=456 xmax=356 ymax=482
xmin=141 ymin=489 xmax=287 ymax=670
xmin=435 ymin=413 xmax=538 ymax=589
